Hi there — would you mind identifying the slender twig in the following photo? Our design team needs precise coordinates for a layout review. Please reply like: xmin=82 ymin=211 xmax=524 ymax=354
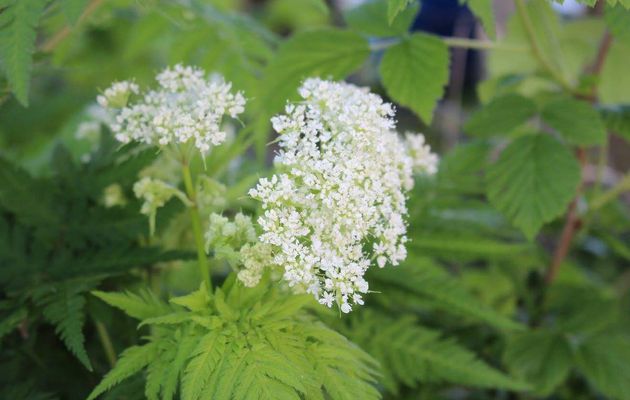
xmin=369 ymin=37 xmax=527 ymax=52
xmin=181 ymin=163 xmax=212 ymax=292
xmin=514 ymin=0 xmax=574 ymax=92
xmin=545 ymin=149 xmax=586 ymax=284
xmin=94 ymin=320 xmax=117 ymax=368
xmin=40 ymin=0 xmax=105 ymax=53
xmin=544 ymin=25 xmax=614 ymax=284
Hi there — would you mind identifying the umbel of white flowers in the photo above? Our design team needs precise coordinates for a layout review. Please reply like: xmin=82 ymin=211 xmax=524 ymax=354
xmin=97 ymin=64 xmax=245 ymax=153
xmin=244 ymin=78 xmax=438 ymax=313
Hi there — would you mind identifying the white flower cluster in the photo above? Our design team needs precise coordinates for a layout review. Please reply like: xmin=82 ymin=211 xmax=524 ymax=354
xmin=246 ymin=78 xmax=438 ymax=313
xmin=98 ymin=64 xmax=246 ymax=153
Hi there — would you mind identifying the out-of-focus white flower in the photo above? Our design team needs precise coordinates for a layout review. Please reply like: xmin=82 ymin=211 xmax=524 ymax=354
xmin=246 ymin=78 xmax=437 ymax=313
xmin=205 ymin=212 xmax=257 ymax=252
xmin=404 ymin=132 xmax=439 ymax=175
xmin=134 ymin=177 xmax=191 ymax=235
xmin=103 ymin=184 xmax=127 ymax=208
xmin=98 ymin=64 xmax=246 ymax=155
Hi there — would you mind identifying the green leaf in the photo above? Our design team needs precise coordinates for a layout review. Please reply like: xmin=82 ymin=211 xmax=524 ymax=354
xmin=541 ymin=97 xmax=606 ymax=145
xmin=486 ymin=134 xmax=581 ymax=239
xmin=464 ymin=0 xmax=496 ymax=38
xmin=0 ymin=307 xmax=27 ymax=340
xmin=0 ymin=0 xmax=46 ymax=106
xmin=379 ymin=32 xmax=449 ymax=123
xmin=345 ymin=0 xmax=419 ymax=37
xmin=61 ymin=0 xmax=89 ymax=24
xmin=256 ymin=28 xmax=369 ymax=155
xmin=92 ymin=290 xmax=171 ymax=321
xmin=370 ymin=259 xmax=524 ymax=331
xmin=464 ymin=94 xmax=537 ymax=138
xmin=344 ymin=311 xmax=527 ymax=394
xmin=574 ymin=334 xmax=630 ymax=400
xmin=606 ymin=4 xmax=630 ymax=43
xmin=601 ymin=105 xmax=630 ymax=141
xmin=41 ymin=289 xmax=92 ymax=370
xmin=387 ymin=0 xmax=414 ymax=25
xmin=503 ymin=330 xmax=573 ymax=395
xmin=599 ymin=40 xmax=630 ymax=104
xmin=87 ymin=343 xmax=160 ymax=400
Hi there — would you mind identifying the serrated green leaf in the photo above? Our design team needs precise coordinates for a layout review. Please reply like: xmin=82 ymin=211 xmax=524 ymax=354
xmin=464 ymin=94 xmax=537 ymax=137
xmin=387 ymin=0 xmax=414 ymax=25
xmin=486 ymin=134 xmax=581 ymax=239
xmin=87 ymin=343 xmax=160 ymax=400
xmin=370 ymin=259 xmax=525 ymax=331
xmin=599 ymin=40 xmax=630 ymax=104
xmin=41 ymin=289 xmax=92 ymax=370
xmin=255 ymin=28 xmax=369 ymax=156
xmin=61 ymin=0 xmax=89 ymax=24
xmin=379 ymin=32 xmax=449 ymax=123
xmin=92 ymin=290 xmax=171 ymax=321
xmin=345 ymin=0 xmax=419 ymax=37
xmin=503 ymin=330 xmax=573 ymax=395
xmin=344 ymin=311 xmax=527 ymax=394
xmin=541 ymin=97 xmax=606 ymax=145
xmin=574 ymin=334 xmax=630 ymax=400
xmin=0 ymin=0 xmax=46 ymax=106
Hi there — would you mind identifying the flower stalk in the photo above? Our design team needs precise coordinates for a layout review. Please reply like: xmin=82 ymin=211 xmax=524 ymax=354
xmin=182 ymin=162 xmax=212 ymax=292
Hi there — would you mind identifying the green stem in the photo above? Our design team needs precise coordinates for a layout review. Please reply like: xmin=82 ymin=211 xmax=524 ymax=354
xmin=182 ymin=163 xmax=212 ymax=292
xmin=590 ymin=173 xmax=630 ymax=212
xmin=94 ymin=320 xmax=117 ymax=368
xmin=514 ymin=0 xmax=574 ymax=93
xmin=443 ymin=37 xmax=527 ymax=52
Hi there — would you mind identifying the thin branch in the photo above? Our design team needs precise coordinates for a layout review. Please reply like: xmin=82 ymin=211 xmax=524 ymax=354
xmin=443 ymin=37 xmax=527 ymax=52
xmin=545 ymin=149 xmax=586 ymax=284
xmin=40 ymin=0 xmax=105 ymax=53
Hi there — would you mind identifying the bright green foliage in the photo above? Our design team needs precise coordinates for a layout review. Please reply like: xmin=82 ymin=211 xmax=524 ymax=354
xmin=486 ymin=134 xmax=581 ymax=239
xmin=341 ymin=310 xmax=527 ymax=394
xmin=344 ymin=0 xmax=419 ymax=37
xmin=89 ymin=277 xmax=380 ymax=400
xmin=574 ymin=334 xmax=630 ymax=400
xmin=256 ymin=28 xmax=369 ymax=153
xmin=541 ymin=97 xmax=606 ymax=145
xmin=464 ymin=94 xmax=537 ymax=137
xmin=462 ymin=0 xmax=496 ymax=38
xmin=503 ymin=331 xmax=573 ymax=395
xmin=379 ymin=32 xmax=449 ymax=123
xmin=0 ymin=0 xmax=46 ymax=106
xmin=387 ymin=0 xmax=414 ymax=25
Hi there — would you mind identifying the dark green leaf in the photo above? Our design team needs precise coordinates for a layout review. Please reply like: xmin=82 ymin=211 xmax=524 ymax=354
xmin=464 ymin=94 xmax=537 ymax=138
xmin=541 ymin=97 xmax=606 ymax=145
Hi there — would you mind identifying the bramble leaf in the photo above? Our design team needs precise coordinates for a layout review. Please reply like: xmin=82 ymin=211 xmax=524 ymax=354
xmin=379 ymin=32 xmax=449 ymax=123
xmin=486 ymin=134 xmax=581 ymax=239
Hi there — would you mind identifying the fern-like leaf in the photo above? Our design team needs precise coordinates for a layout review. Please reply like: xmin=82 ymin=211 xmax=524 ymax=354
xmin=92 ymin=289 xmax=172 ymax=320
xmin=87 ymin=342 xmax=160 ymax=400
xmin=0 ymin=0 xmax=46 ymax=105
xmin=39 ymin=287 xmax=92 ymax=370
xmin=343 ymin=310 xmax=528 ymax=394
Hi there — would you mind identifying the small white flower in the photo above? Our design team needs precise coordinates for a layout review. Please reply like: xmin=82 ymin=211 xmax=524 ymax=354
xmin=98 ymin=64 xmax=246 ymax=155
